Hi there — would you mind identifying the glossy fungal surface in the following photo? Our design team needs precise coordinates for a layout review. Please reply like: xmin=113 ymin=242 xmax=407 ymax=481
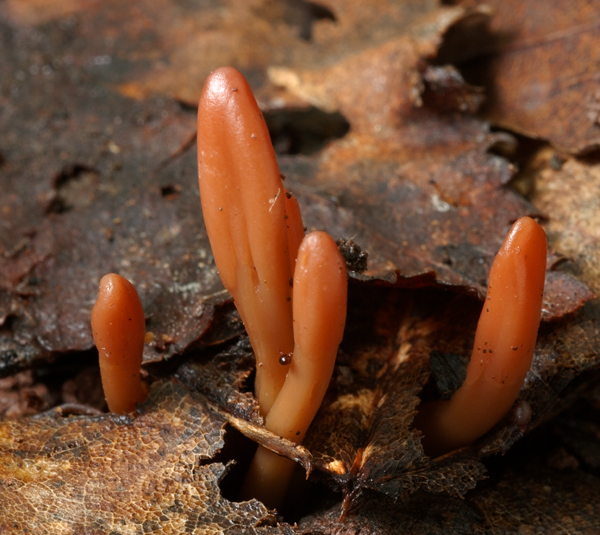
xmin=241 ymin=231 xmax=348 ymax=507
xmin=197 ymin=66 xmax=304 ymax=416
xmin=416 ymin=217 xmax=547 ymax=456
xmin=197 ymin=68 xmax=349 ymax=509
xmin=91 ymin=273 xmax=147 ymax=414
xmin=267 ymin=231 xmax=347 ymax=444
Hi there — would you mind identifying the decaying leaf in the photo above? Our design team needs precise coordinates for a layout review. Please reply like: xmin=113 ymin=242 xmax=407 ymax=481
xmin=1 ymin=0 xmax=600 ymax=532
xmin=0 ymin=381 xmax=293 ymax=534
xmin=190 ymin=288 xmax=600 ymax=503
xmin=0 ymin=25 xmax=226 ymax=371
xmin=298 ymin=396 xmax=600 ymax=535
xmin=451 ymin=0 xmax=600 ymax=154
xmin=271 ymin=12 xmax=592 ymax=310
xmin=531 ymin=151 xmax=600 ymax=294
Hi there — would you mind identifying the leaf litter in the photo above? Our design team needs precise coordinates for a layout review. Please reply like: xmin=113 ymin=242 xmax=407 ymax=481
xmin=1 ymin=0 xmax=600 ymax=533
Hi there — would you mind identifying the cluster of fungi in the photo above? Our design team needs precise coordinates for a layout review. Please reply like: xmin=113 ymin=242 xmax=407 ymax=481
xmin=91 ymin=67 xmax=547 ymax=510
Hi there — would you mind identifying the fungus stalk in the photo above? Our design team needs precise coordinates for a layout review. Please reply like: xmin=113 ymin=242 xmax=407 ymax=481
xmin=415 ymin=217 xmax=547 ymax=456
xmin=241 ymin=231 xmax=347 ymax=507
xmin=197 ymin=66 xmax=304 ymax=416
xmin=91 ymin=273 xmax=148 ymax=414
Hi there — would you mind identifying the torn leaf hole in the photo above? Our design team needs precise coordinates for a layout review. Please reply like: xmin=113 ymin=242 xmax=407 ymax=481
xmin=160 ymin=184 xmax=183 ymax=199
xmin=264 ymin=107 xmax=349 ymax=156
xmin=295 ymin=1 xmax=336 ymax=41
xmin=47 ymin=165 xmax=99 ymax=214
xmin=254 ymin=0 xmax=336 ymax=42
xmin=209 ymin=424 xmax=256 ymax=503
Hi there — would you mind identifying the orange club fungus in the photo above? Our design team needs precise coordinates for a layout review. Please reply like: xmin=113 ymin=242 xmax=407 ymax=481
xmin=415 ymin=216 xmax=547 ymax=457
xmin=241 ymin=231 xmax=347 ymax=506
xmin=91 ymin=273 xmax=148 ymax=415
xmin=90 ymin=65 xmax=547 ymax=510
xmin=197 ymin=66 xmax=304 ymax=418
xmin=197 ymin=67 xmax=348 ymax=508
xmin=196 ymin=66 xmax=548 ymax=504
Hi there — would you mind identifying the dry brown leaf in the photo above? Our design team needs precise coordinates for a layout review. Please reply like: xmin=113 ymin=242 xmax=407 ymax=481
xmin=452 ymin=0 xmax=600 ymax=154
xmin=2 ymin=0 xmax=600 ymax=532
xmin=272 ymin=13 xmax=592 ymax=315
xmin=531 ymin=151 xmax=600 ymax=294
xmin=0 ymin=381 xmax=293 ymax=534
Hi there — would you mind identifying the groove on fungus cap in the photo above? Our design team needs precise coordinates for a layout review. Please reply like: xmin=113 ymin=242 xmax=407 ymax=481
xmin=415 ymin=217 xmax=547 ymax=456
xmin=91 ymin=273 xmax=148 ymax=414
xmin=197 ymin=66 xmax=305 ymax=416
xmin=241 ymin=231 xmax=348 ymax=508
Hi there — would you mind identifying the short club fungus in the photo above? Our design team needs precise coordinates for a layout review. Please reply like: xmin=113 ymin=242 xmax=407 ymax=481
xmin=197 ymin=67 xmax=347 ymax=508
xmin=415 ymin=217 xmax=547 ymax=456
xmin=91 ymin=273 xmax=148 ymax=414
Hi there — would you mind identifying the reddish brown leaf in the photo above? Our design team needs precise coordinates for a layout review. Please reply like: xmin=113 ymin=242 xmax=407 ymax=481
xmin=2 ymin=0 xmax=600 ymax=532
xmin=453 ymin=0 xmax=600 ymax=154
xmin=274 ymin=30 xmax=592 ymax=313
